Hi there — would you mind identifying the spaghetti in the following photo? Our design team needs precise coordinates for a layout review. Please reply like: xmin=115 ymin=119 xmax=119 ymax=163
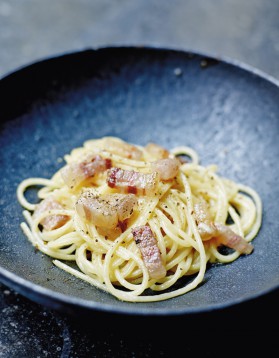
xmin=17 ymin=136 xmax=262 ymax=302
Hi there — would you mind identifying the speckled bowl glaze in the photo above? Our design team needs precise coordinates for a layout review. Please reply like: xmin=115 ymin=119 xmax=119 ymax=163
xmin=0 ymin=46 xmax=278 ymax=318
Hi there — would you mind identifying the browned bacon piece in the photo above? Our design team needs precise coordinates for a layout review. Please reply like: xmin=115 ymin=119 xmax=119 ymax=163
xmin=76 ymin=191 xmax=137 ymax=230
xmin=145 ymin=143 xmax=170 ymax=159
xmin=151 ymin=158 xmax=181 ymax=181
xmin=61 ymin=154 xmax=112 ymax=189
xmin=33 ymin=197 xmax=69 ymax=231
xmin=107 ymin=168 xmax=159 ymax=196
xmin=132 ymin=225 xmax=166 ymax=279
xmin=194 ymin=201 xmax=253 ymax=254
xmin=103 ymin=137 xmax=143 ymax=160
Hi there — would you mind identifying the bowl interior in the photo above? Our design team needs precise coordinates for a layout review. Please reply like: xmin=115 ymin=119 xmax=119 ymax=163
xmin=0 ymin=47 xmax=278 ymax=315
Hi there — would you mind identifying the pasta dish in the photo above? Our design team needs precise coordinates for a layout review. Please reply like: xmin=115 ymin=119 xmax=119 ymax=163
xmin=17 ymin=136 xmax=262 ymax=302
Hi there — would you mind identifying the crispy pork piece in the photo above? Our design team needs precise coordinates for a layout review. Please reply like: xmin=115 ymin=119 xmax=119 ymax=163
xmin=132 ymin=225 xmax=166 ymax=279
xmin=151 ymin=158 xmax=180 ymax=180
xmin=61 ymin=154 xmax=112 ymax=189
xmin=107 ymin=167 xmax=159 ymax=196
xmin=76 ymin=191 xmax=137 ymax=230
xmin=194 ymin=201 xmax=253 ymax=254
xmin=145 ymin=142 xmax=170 ymax=159
xmin=103 ymin=137 xmax=143 ymax=160
xmin=33 ymin=197 xmax=69 ymax=231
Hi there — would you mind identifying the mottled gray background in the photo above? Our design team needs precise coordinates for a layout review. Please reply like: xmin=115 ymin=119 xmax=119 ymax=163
xmin=1 ymin=0 xmax=279 ymax=79
xmin=0 ymin=1 xmax=278 ymax=357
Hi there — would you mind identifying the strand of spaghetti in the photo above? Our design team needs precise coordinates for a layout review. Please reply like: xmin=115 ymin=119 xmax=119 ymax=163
xmin=164 ymin=247 xmax=192 ymax=273
xmin=228 ymin=205 xmax=244 ymax=237
xmin=30 ymin=209 xmax=74 ymax=241
xmin=149 ymin=217 xmax=169 ymax=261
xmin=115 ymin=258 xmax=138 ymax=279
xmin=73 ymin=214 xmax=111 ymax=254
xmin=17 ymin=178 xmax=55 ymax=211
xmin=154 ymin=209 xmax=199 ymax=250
xmin=105 ymin=232 xmax=151 ymax=298
xmin=182 ymin=163 xmax=228 ymax=224
xmin=47 ymin=232 xmax=84 ymax=249
xmin=25 ymin=208 xmax=77 ymax=259
xmin=150 ymin=254 xmax=193 ymax=291
xmin=171 ymin=146 xmax=199 ymax=164
xmin=159 ymin=191 xmax=187 ymax=230
xmin=209 ymin=243 xmax=240 ymax=263
xmin=21 ymin=221 xmax=76 ymax=260
xmin=75 ymin=243 xmax=104 ymax=279
xmin=231 ymin=194 xmax=255 ymax=234
xmin=53 ymin=259 xmax=109 ymax=292
xmin=66 ymin=146 xmax=149 ymax=169
xmin=210 ymin=172 xmax=229 ymax=224
xmin=151 ymin=257 xmax=193 ymax=291
xmin=179 ymin=171 xmax=207 ymax=262
xmin=237 ymin=184 xmax=262 ymax=241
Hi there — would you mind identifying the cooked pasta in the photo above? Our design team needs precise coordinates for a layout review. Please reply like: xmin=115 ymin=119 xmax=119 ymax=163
xmin=17 ymin=136 xmax=262 ymax=302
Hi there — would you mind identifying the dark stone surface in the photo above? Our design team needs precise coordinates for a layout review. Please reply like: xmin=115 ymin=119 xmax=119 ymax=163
xmin=0 ymin=1 xmax=279 ymax=357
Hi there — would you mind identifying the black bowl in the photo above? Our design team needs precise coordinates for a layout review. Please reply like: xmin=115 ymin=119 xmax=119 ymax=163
xmin=0 ymin=46 xmax=278 ymax=318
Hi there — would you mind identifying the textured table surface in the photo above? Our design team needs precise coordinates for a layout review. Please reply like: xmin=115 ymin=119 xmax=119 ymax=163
xmin=1 ymin=1 xmax=278 ymax=357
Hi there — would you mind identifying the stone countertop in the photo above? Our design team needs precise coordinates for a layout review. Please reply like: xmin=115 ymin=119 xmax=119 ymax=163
xmin=1 ymin=0 xmax=279 ymax=79
xmin=1 ymin=1 xmax=279 ymax=357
